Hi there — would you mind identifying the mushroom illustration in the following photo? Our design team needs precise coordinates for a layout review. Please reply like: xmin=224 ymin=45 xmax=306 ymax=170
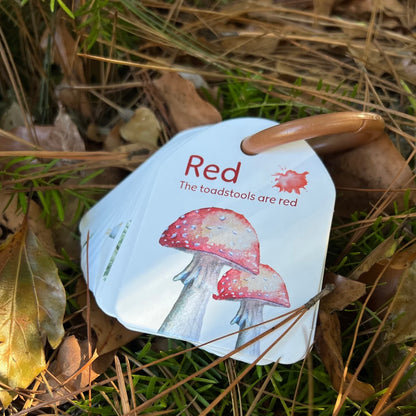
xmin=158 ymin=207 xmax=260 ymax=341
xmin=213 ymin=264 xmax=290 ymax=356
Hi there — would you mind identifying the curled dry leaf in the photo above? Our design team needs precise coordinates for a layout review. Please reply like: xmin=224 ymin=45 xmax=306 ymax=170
xmin=349 ymin=232 xmax=403 ymax=281
xmin=120 ymin=107 xmax=161 ymax=148
xmin=323 ymin=134 xmax=415 ymax=217
xmin=358 ymin=260 xmax=404 ymax=315
xmin=0 ymin=104 xmax=85 ymax=156
xmin=316 ymin=309 xmax=375 ymax=401
xmin=38 ymin=335 xmax=114 ymax=404
xmin=77 ymin=279 xmax=139 ymax=355
xmin=0 ymin=217 xmax=65 ymax=407
xmin=355 ymin=242 xmax=416 ymax=315
xmin=321 ymin=273 xmax=366 ymax=313
xmin=154 ymin=72 xmax=222 ymax=132
xmin=383 ymin=248 xmax=416 ymax=344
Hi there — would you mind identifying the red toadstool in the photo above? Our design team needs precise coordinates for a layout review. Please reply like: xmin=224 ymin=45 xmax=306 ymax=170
xmin=213 ymin=264 xmax=290 ymax=356
xmin=158 ymin=207 xmax=260 ymax=341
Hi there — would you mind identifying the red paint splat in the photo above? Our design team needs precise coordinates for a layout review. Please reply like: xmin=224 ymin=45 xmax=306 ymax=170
xmin=272 ymin=170 xmax=309 ymax=194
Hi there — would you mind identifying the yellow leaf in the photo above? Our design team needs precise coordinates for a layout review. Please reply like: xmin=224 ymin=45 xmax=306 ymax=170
xmin=0 ymin=218 xmax=65 ymax=407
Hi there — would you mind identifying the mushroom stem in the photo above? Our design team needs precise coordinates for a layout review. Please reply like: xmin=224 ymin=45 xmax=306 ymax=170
xmin=159 ymin=253 xmax=223 ymax=341
xmin=232 ymin=299 xmax=265 ymax=356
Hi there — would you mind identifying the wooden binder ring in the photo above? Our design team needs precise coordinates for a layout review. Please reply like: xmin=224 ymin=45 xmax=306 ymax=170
xmin=241 ymin=112 xmax=385 ymax=155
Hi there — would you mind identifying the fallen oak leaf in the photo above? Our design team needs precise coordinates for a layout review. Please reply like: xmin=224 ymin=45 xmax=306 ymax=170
xmin=0 ymin=216 xmax=65 ymax=407
xmin=154 ymin=72 xmax=222 ymax=132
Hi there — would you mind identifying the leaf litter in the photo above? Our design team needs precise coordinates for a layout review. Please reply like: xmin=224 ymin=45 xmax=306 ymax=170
xmin=0 ymin=214 xmax=65 ymax=407
xmin=0 ymin=0 xmax=416 ymax=413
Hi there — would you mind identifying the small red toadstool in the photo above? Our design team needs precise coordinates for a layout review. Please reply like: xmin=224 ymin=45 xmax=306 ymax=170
xmin=213 ymin=264 xmax=290 ymax=356
xmin=158 ymin=207 xmax=260 ymax=341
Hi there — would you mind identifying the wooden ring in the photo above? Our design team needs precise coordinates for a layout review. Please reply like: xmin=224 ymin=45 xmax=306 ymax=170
xmin=241 ymin=112 xmax=385 ymax=155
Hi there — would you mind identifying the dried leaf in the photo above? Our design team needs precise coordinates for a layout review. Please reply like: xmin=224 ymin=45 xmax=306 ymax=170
xmin=349 ymin=232 xmax=403 ymax=280
xmin=0 ymin=105 xmax=85 ymax=155
xmin=357 ymin=243 xmax=416 ymax=315
xmin=384 ymin=257 xmax=416 ymax=343
xmin=49 ymin=104 xmax=86 ymax=152
xmin=324 ymin=134 xmax=415 ymax=216
xmin=104 ymin=121 xmax=124 ymax=151
xmin=77 ymin=279 xmax=139 ymax=355
xmin=120 ymin=107 xmax=161 ymax=148
xmin=38 ymin=335 xmax=114 ymax=403
xmin=0 ymin=218 xmax=65 ymax=407
xmin=321 ymin=273 xmax=366 ymax=313
xmin=0 ymin=193 xmax=56 ymax=256
xmin=359 ymin=260 xmax=404 ymax=314
xmin=154 ymin=72 xmax=222 ymax=132
xmin=316 ymin=309 xmax=375 ymax=401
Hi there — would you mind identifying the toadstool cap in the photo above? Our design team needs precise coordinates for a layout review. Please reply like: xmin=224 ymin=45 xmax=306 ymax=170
xmin=159 ymin=207 xmax=260 ymax=274
xmin=213 ymin=264 xmax=290 ymax=307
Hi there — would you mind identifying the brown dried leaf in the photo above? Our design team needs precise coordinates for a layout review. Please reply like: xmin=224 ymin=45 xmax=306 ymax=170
xmin=154 ymin=72 xmax=222 ymax=132
xmin=0 ymin=105 xmax=85 ymax=155
xmin=358 ymin=260 xmax=404 ymax=314
xmin=316 ymin=309 xmax=375 ymax=401
xmin=321 ymin=273 xmax=366 ymax=313
xmin=50 ymin=104 xmax=86 ymax=152
xmin=384 ymin=256 xmax=416 ymax=343
xmin=323 ymin=134 xmax=415 ymax=217
xmin=38 ymin=335 xmax=114 ymax=403
xmin=77 ymin=279 xmax=139 ymax=355
xmin=356 ymin=243 xmax=416 ymax=315
xmin=104 ymin=121 xmax=124 ymax=151
xmin=349 ymin=232 xmax=403 ymax=280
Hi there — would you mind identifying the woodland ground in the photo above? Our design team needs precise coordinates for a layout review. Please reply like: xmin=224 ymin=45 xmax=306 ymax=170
xmin=0 ymin=0 xmax=416 ymax=415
